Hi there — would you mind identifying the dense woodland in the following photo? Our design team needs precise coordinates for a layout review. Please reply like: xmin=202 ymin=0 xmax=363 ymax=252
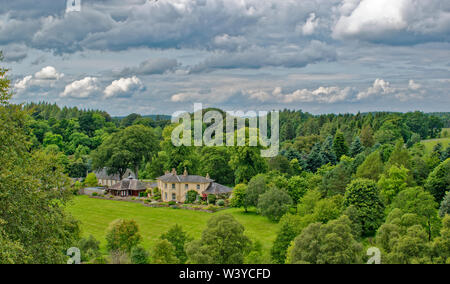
xmin=1 ymin=54 xmax=449 ymax=264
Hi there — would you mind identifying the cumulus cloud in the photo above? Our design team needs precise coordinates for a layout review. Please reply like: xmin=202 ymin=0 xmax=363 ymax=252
xmin=14 ymin=75 xmax=33 ymax=90
xmin=13 ymin=66 xmax=64 ymax=93
xmin=118 ymin=58 xmax=179 ymax=77
xmin=356 ymin=79 xmax=395 ymax=100
xmin=35 ymin=66 xmax=64 ymax=80
xmin=333 ymin=0 xmax=450 ymax=44
xmin=248 ymin=86 xmax=355 ymax=104
xmin=170 ymin=78 xmax=426 ymax=106
xmin=60 ymin=77 xmax=101 ymax=99
xmin=104 ymin=76 xmax=145 ymax=98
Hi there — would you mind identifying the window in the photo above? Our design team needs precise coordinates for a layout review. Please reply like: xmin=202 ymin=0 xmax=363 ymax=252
xmin=172 ymin=184 xmax=176 ymax=189
xmin=185 ymin=184 xmax=189 ymax=190
xmin=165 ymin=192 xmax=167 ymax=200
xmin=172 ymin=193 xmax=176 ymax=201
xmin=197 ymin=184 xmax=200 ymax=190
xmin=164 ymin=183 xmax=167 ymax=189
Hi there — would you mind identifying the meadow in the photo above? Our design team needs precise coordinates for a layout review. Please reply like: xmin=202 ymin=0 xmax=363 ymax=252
xmin=67 ymin=196 xmax=279 ymax=257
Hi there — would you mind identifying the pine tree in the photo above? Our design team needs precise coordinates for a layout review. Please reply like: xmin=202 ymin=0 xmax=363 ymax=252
xmin=360 ymin=125 xmax=375 ymax=148
xmin=349 ymin=136 xmax=364 ymax=157
xmin=306 ymin=143 xmax=324 ymax=172
xmin=333 ymin=131 xmax=349 ymax=160
xmin=321 ymin=135 xmax=337 ymax=165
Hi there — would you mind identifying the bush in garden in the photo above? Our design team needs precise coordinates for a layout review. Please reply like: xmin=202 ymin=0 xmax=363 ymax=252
xmin=208 ymin=194 xmax=217 ymax=205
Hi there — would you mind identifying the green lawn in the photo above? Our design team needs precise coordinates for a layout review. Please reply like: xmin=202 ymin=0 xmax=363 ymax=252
xmin=421 ymin=137 xmax=450 ymax=153
xmin=67 ymin=196 xmax=279 ymax=257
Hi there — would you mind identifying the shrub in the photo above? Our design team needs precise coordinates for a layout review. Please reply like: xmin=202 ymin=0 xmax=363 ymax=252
xmin=84 ymin=172 xmax=98 ymax=187
xmin=206 ymin=205 xmax=219 ymax=212
xmin=168 ymin=201 xmax=176 ymax=206
xmin=217 ymin=199 xmax=225 ymax=207
xmin=131 ymin=246 xmax=149 ymax=264
xmin=92 ymin=192 xmax=98 ymax=197
xmin=208 ymin=194 xmax=217 ymax=205
xmin=186 ymin=190 xmax=198 ymax=204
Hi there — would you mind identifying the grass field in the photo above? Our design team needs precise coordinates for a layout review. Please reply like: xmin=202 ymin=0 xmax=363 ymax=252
xmin=67 ymin=196 xmax=279 ymax=257
xmin=421 ymin=137 xmax=450 ymax=153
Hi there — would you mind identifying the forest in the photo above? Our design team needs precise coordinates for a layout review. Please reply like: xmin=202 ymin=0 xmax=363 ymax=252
xmin=1 ymin=57 xmax=449 ymax=264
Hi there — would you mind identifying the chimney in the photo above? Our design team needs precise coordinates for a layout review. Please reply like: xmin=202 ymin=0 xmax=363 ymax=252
xmin=183 ymin=167 xmax=188 ymax=177
xmin=206 ymin=173 xmax=210 ymax=179
xmin=172 ymin=168 xmax=177 ymax=175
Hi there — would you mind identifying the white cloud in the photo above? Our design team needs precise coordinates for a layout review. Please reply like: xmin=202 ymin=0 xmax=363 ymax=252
xmin=104 ymin=76 xmax=144 ymax=98
xmin=300 ymin=13 xmax=320 ymax=36
xmin=249 ymin=86 xmax=353 ymax=104
xmin=60 ymin=77 xmax=100 ymax=99
xmin=408 ymin=80 xmax=421 ymax=91
xmin=13 ymin=66 xmax=64 ymax=93
xmin=333 ymin=0 xmax=450 ymax=44
xmin=356 ymin=79 xmax=395 ymax=100
xmin=34 ymin=66 xmax=64 ymax=80
xmin=14 ymin=75 xmax=33 ymax=90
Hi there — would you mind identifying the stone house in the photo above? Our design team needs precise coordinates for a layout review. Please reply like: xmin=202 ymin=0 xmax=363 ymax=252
xmin=157 ymin=168 xmax=233 ymax=203
xmin=95 ymin=168 xmax=135 ymax=187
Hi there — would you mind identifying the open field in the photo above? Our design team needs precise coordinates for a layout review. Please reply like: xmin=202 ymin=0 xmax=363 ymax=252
xmin=421 ymin=137 xmax=450 ymax=153
xmin=67 ymin=196 xmax=279 ymax=257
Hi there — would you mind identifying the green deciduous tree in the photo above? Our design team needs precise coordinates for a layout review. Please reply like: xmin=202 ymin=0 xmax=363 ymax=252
xmin=92 ymin=125 xmax=158 ymax=179
xmin=378 ymin=165 xmax=409 ymax=204
xmin=257 ymin=187 xmax=293 ymax=222
xmin=287 ymin=216 xmax=363 ymax=264
xmin=77 ymin=235 xmax=100 ymax=262
xmin=106 ymin=219 xmax=142 ymax=254
xmin=430 ymin=215 xmax=450 ymax=264
xmin=425 ymin=158 xmax=450 ymax=203
xmin=161 ymin=224 xmax=191 ymax=264
xmin=271 ymin=214 xmax=304 ymax=264
xmin=131 ymin=246 xmax=149 ymax=264
xmin=186 ymin=214 xmax=251 ymax=264
xmin=360 ymin=124 xmax=375 ymax=148
xmin=245 ymin=174 xmax=269 ymax=208
xmin=230 ymin=184 xmax=249 ymax=212
xmin=343 ymin=179 xmax=385 ymax=235
xmin=356 ymin=151 xmax=384 ymax=181
xmin=0 ymin=61 xmax=80 ymax=263
xmin=390 ymin=187 xmax=441 ymax=240
xmin=84 ymin=172 xmax=98 ymax=187
xmin=229 ymin=146 xmax=267 ymax=184
xmin=439 ymin=191 xmax=450 ymax=218
xmin=151 ymin=239 xmax=178 ymax=264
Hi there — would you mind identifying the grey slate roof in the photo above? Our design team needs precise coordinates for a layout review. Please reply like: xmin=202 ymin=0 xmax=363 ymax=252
xmin=95 ymin=168 xmax=135 ymax=181
xmin=157 ymin=173 xmax=214 ymax=183
xmin=109 ymin=176 xmax=147 ymax=191
xmin=204 ymin=182 xmax=233 ymax=195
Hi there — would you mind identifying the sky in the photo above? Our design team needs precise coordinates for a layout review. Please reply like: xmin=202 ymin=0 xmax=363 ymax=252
xmin=1 ymin=0 xmax=449 ymax=116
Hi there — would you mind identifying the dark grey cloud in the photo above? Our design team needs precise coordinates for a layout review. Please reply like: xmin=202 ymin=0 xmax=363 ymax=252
xmin=118 ymin=58 xmax=179 ymax=77
xmin=189 ymin=41 xmax=337 ymax=73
